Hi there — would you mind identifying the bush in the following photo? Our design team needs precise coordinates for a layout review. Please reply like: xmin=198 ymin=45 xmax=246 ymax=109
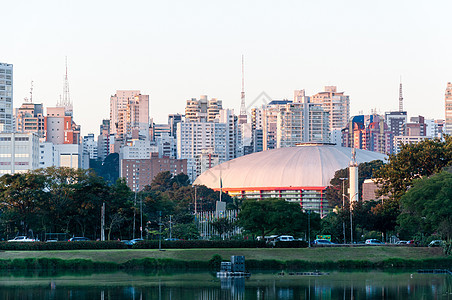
xmin=132 ymin=240 xmax=267 ymax=249
xmin=272 ymin=241 xmax=308 ymax=248
xmin=0 ymin=241 xmax=128 ymax=251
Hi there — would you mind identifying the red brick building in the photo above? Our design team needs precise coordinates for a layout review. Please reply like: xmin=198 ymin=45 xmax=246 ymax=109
xmin=120 ymin=153 xmax=187 ymax=191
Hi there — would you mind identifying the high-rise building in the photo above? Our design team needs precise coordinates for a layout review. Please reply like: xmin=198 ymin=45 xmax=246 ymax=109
xmin=97 ymin=119 xmax=110 ymax=161
xmin=177 ymin=121 xmax=228 ymax=181
xmin=385 ymin=111 xmax=407 ymax=153
xmin=0 ymin=132 xmax=39 ymax=174
xmin=110 ymin=90 xmax=149 ymax=144
xmin=185 ymin=95 xmax=222 ymax=122
xmin=342 ymin=114 xmax=392 ymax=154
xmin=82 ymin=133 xmax=98 ymax=160
xmin=120 ymin=153 xmax=187 ymax=192
xmin=0 ymin=63 xmax=13 ymax=132
xmin=44 ymin=107 xmax=80 ymax=145
xmin=445 ymin=82 xmax=452 ymax=135
xmin=276 ymin=92 xmax=329 ymax=148
xmin=311 ymin=86 xmax=350 ymax=145
xmin=15 ymin=102 xmax=45 ymax=138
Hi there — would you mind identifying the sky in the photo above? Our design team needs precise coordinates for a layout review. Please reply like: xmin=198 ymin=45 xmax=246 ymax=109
xmin=3 ymin=0 xmax=452 ymax=136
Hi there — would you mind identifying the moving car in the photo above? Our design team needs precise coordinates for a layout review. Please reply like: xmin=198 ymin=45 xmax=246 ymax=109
xmin=276 ymin=235 xmax=295 ymax=242
xmin=313 ymin=239 xmax=334 ymax=245
xmin=365 ymin=239 xmax=384 ymax=245
xmin=8 ymin=236 xmax=36 ymax=242
xmin=68 ymin=237 xmax=90 ymax=242
xmin=395 ymin=240 xmax=408 ymax=245
xmin=428 ymin=240 xmax=445 ymax=247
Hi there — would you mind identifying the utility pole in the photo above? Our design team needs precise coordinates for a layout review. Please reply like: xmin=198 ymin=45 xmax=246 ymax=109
xmin=101 ymin=202 xmax=105 ymax=241
xmin=339 ymin=178 xmax=347 ymax=244
xmin=307 ymin=210 xmax=311 ymax=248
xmin=158 ymin=211 xmax=162 ymax=251
xmin=140 ymin=185 xmax=143 ymax=239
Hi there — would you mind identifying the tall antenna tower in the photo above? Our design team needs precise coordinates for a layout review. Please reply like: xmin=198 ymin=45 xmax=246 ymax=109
xmin=58 ymin=57 xmax=73 ymax=116
xmin=24 ymin=81 xmax=33 ymax=103
xmin=398 ymin=76 xmax=403 ymax=112
xmin=239 ymin=55 xmax=247 ymax=124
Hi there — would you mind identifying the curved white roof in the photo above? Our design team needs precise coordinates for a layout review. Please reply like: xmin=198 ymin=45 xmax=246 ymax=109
xmin=194 ymin=144 xmax=387 ymax=190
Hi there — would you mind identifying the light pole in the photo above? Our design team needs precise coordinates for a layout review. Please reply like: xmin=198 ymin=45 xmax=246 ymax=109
xmin=307 ymin=210 xmax=311 ymax=248
xmin=339 ymin=178 xmax=347 ymax=244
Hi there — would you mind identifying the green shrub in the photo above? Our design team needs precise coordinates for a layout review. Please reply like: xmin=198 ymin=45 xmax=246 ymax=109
xmin=0 ymin=241 xmax=128 ymax=251
xmin=132 ymin=240 xmax=267 ymax=249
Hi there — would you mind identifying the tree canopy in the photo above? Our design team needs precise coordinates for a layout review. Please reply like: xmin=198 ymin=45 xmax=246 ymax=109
xmin=398 ymin=171 xmax=452 ymax=240
xmin=237 ymin=199 xmax=320 ymax=239
xmin=375 ymin=136 xmax=452 ymax=201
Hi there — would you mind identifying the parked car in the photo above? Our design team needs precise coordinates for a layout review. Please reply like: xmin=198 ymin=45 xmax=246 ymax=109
xmin=8 ymin=236 xmax=36 ymax=242
xmin=313 ymin=239 xmax=334 ymax=245
xmin=365 ymin=239 xmax=384 ymax=245
xmin=395 ymin=240 xmax=408 ymax=245
xmin=68 ymin=237 xmax=90 ymax=242
xmin=276 ymin=235 xmax=295 ymax=242
xmin=428 ymin=240 xmax=445 ymax=247
xmin=122 ymin=238 xmax=144 ymax=246
xmin=164 ymin=238 xmax=180 ymax=241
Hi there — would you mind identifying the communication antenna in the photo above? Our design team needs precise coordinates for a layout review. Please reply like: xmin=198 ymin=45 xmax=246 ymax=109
xmin=239 ymin=55 xmax=247 ymax=124
xmin=399 ymin=76 xmax=403 ymax=112
xmin=57 ymin=57 xmax=73 ymax=116
xmin=29 ymin=80 xmax=34 ymax=103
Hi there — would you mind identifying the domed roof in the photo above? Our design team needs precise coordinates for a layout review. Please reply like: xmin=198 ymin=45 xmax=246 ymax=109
xmin=194 ymin=144 xmax=387 ymax=190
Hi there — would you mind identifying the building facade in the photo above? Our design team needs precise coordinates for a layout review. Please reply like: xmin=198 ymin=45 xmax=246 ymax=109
xmin=311 ymin=86 xmax=350 ymax=145
xmin=120 ymin=153 xmax=187 ymax=191
xmin=15 ymin=103 xmax=45 ymax=138
xmin=0 ymin=132 xmax=39 ymax=174
xmin=445 ymin=82 xmax=452 ymax=135
xmin=0 ymin=63 xmax=13 ymax=132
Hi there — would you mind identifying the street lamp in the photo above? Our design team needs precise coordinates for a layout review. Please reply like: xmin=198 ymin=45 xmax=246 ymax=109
xmin=339 ymin=178 xmax=347 ymax=244
xmin=307 ymin=210 xmax=311 ymax=248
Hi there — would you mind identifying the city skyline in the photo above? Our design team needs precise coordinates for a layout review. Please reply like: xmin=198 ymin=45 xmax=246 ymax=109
xmin=3 ymin=0 xmax=452 ymax=135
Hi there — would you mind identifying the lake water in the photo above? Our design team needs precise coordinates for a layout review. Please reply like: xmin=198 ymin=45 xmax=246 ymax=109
xmin=0 ymin=271 xmax=450 ymax=299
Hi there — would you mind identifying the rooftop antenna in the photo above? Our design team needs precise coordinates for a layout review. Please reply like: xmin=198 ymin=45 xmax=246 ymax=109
xmin=239 ymin=55 xmax=247 ymax=124
xmin=29 ymin=80 xmax=33 ymax=103
xmin=399 ymin=76 xmax=403 ymax=112
xmin=58 ymin=57 xmax=73 ymax=116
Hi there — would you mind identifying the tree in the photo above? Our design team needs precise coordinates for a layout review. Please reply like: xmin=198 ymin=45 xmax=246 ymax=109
xmin=327 ymin=160 xmax=384 ymax=207
xmin=376 ymin=136 xmax=452 ymax=201
xmin=0 ymin=173 xmax=47 ymax=236
xmin=237 ymin=199 xmax=309 ymax=239
xmin=210 ymin=218 xmax=235 ymax=239
xmin=398 ymin=171 xmax=452 ymax=240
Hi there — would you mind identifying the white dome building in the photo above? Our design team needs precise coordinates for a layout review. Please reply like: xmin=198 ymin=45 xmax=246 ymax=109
xmin=194 ymin=144 xmax=387 ymax=216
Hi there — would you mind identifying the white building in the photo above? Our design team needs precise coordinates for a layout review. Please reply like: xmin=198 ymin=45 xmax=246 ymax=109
xmin=39 ymin=142 xmax=84 ymax=169
xmin=0 ymin=132 xmax=39 ymax=174
xmin=177 ymin=121 xmax=228 ymax=181
xmin=0 ymin=63 xmax=13 ymax=132
xmin=311 ymin=86 xmax=350 ymax=145
xmin=276 ymin=94 xmax=330 ymax=148
xmin=120 ymin=139 xmax=156 ymax=160
xmin=393 ymin=135 xmax=432 ymax=154
xmin=82 ymin=133 xmax=98 ymax=160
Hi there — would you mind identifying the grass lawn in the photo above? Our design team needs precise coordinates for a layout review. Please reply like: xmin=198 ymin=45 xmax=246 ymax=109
xmin=0 ymin=246 xmax=445 ymax=264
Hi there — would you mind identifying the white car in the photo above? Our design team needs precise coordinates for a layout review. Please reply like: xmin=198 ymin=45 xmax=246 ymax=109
xmin=8 ymin=236 xmax=36 ymax=242
xmin=365 ymin=239 xmax=384 ymax=245
xmin=276 ymin=235 xmax=295 ymax=242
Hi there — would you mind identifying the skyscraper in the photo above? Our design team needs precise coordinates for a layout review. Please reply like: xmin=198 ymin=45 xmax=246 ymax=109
xmin=0 ymin=63 xmax=13 ymax=132
xmin=311 ymin=86 xmax=350 ymax=145
xmin=445 ymin=82 xmax=452 ymax=135
xmin=110 ymin=90 xmax=150 ymax=144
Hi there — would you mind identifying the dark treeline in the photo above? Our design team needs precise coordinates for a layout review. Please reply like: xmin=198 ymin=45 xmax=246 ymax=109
xmin=323 ymin=136 xmax=452 ymax=245
xmin=0 ymin=168 xmax=227 ymax=241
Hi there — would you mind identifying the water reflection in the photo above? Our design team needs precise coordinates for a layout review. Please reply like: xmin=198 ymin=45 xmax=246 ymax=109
xmin=0 ymin=271 xmax=451 ymax=299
